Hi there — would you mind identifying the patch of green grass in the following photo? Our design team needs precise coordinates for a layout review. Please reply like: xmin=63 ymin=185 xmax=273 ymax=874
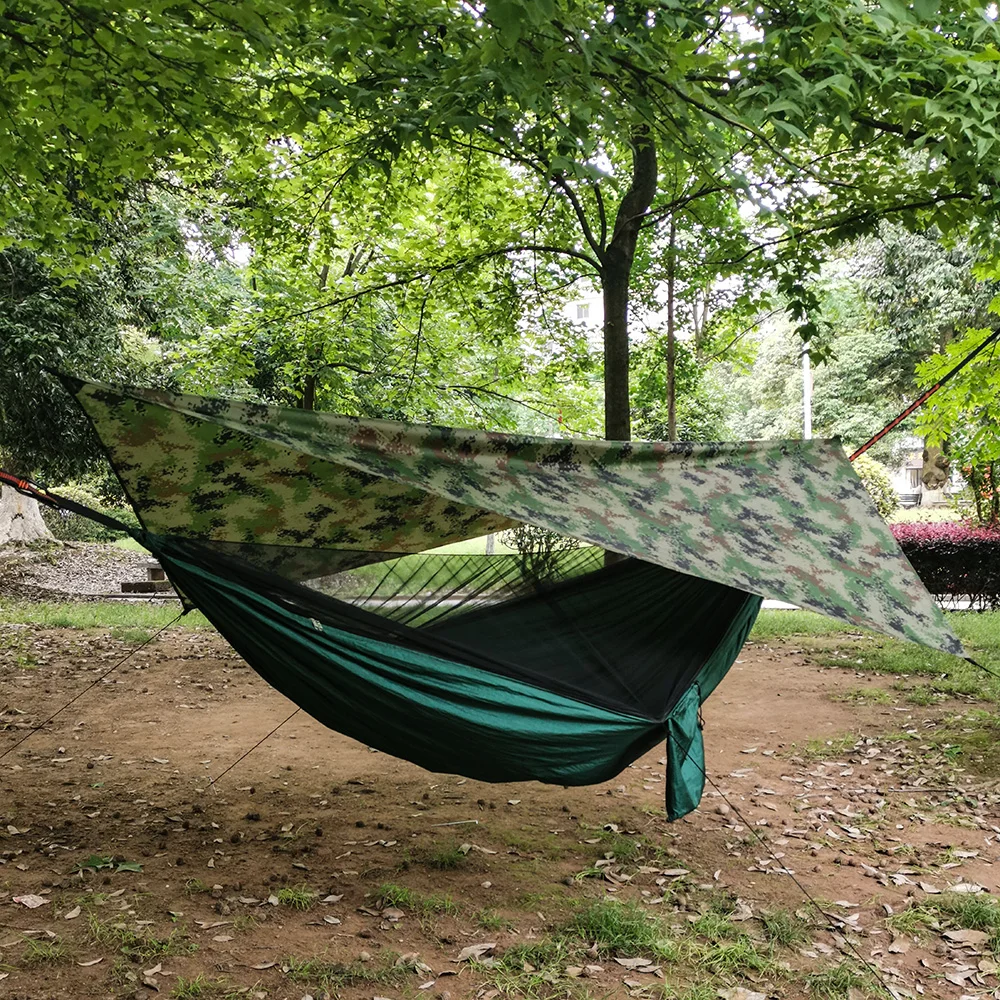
xmin=377 ymin=882 xmax=459 ymax=915
xmin=664 ymin=985 xmax=719 ymax=1000
xmin=276 ymin=885 xmax=317 ymax=910
xmin=0 ymin=600 xmax=209 ymax=629
xmin=22 ymin=939 xmax=68 ymax=964
xmin=915 ymin=709 xmax=1000 ymax=777
xmin=88 ymin=914 xmax=197 ymax=963
xmin=598 ymin=831 xmax=645 ymax=864
xmin=751 ymin=610 xmax=1000 ymax=705
xmin=476 ymin=908 xmax=515 ymax=932
xmin=171 ymin=975 xmax=224 ymax=999
xmin=885 ymin=904 xmax=937 ymax=937
xmin=807 ymin=960 xmax=890 ymax=998
xmin=900 ymin=683 xmax=946 ymax=706
xmin=183 ymin=878 xmax=210 ymax=896
xmin=691 ymin=911 xmax=740 ymax=943
xmin=566 ymin=898 xmax=676 ymax=960
xmin=425 ymin=843 xmax=466 ymax=870
xmin=110 ymin=625 xmax=155 ymax=644
xmin=802 ymin=735 xmax=858 ymax=759
xmin=484 ymin=939 xmax=575 ymax=999
xmin=760 ymin=908 xmax=812 ymax=947
xmin=232 ymin=914 xmax=260 ymax=933
xmin=934 ymin=890 xmax=1000 ymax=948
xmin=696 ymin=935 xmax=775 ymax=975
xmin=830 ymin=686 xmax=892 ymax=705
xmin=283 ymin=954 xmax=406 ymax=990
xmin=750 ymin=610 xmax=859 ymax=641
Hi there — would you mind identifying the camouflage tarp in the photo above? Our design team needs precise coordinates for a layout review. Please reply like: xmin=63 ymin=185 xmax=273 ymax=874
xmin=66 ymin=377 xmax=963 ymax=655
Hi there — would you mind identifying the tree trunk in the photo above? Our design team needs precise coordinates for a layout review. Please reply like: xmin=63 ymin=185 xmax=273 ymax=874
xmin=0 ymin=486 xmax=53 ymax=544
xmin=601 ymin=129 xmax=658 ymax=442
xmin=665 ymin=217 xmax=677 ymax=442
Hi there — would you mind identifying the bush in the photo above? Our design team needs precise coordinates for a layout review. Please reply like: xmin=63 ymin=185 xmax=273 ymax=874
xmin=892 ymin=521 xmax=1000 ymax=609
xmin=853 ymin=454 xmax=898 ymax=519
xmin=40 ymin=482 xmax=141 ymax=543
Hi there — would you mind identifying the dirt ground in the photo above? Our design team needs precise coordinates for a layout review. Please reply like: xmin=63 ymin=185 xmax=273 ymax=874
xmin=0 ymin=622 xmax=998 ymax=1000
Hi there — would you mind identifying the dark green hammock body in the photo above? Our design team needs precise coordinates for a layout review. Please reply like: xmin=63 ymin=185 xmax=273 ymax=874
xmin=149 ymin=535 xmax=761 ymax=820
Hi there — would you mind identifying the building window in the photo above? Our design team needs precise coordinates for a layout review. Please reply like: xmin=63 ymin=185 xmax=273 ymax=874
xmin=576 ymin=304 xmax=590 ymax=320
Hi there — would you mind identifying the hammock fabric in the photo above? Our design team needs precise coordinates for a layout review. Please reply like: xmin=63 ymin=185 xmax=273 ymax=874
xmin=61 ymin=377 xmax=963 ymax=820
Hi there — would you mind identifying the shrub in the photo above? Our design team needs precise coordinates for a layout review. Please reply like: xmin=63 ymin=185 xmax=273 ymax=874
xmin=892 ymin=521 xmax=1000 ymax=609
xmin=40 ymin=482 xmax=140 ymax=543
xmin=853 ymin=454 xmax=898 ymax=519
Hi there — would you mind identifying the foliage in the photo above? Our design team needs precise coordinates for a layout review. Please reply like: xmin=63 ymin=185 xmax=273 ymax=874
xmin=7 ymin=0 xmax=1000 ymax=447
xmin=891 ymin=522 xmax=1000 ymax=609
xmin=499 ymin=524 xmax=581 ymax=587
xmin=40 ymin=482 xmax=140 ymax=543
xmin=852 ymin=455 xmax=898 ymax=519
xmin=916 ymin=327 xmax=1000 ymax=524
xmin=631 ymin=334 xmax=731 ymax=442
xmin=729 ymin=226 xmax=999 ymax=457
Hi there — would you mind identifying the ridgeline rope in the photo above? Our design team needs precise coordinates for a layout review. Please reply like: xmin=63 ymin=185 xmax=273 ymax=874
xmin=849 ymin=327 xmax=1000 ymax=462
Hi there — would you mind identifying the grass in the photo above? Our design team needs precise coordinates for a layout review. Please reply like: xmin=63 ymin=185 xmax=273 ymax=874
xmin=110 ymin=625 xmax=155 ymax=644
xmin=377 ymin=882 xmax=459 ymax=915
xmin=283 ymin=954 xmax=406 ymax=991
xmin=750 ymin=610 xmax=860 ymax=641
xmin=22 ymin=939 xmax=68 ymax=964
xmin=760 ymin=908 xmax=812 ymax=947
xmin=476 ymin=907 xmax=515 ymax=932
xmin=566 ymin=898 xmax=676 ymax=960
xmin=485 ymin=940 xmax=576 ymax=999
xmin=696 ymin=936 xmax=776 ymax=975
xmin=801 ymin=735 xmax=858 ymax=759
xmin=276 ymin=885 xmax=317 ymax=910
xmin=756 ymin=610 xmax=1000 ymax=704
xmin=171 ymin=975 xmax=224 ymax=998
xmin=0 ymin=600 xmax=209 ymax=629
xmin=830 ymin=686 xmax=892 ymax=705
xmin=88 ymin=914 xmax=197 ymax=963
xmin=807 ymin=960 xmax=890 ymax=998
xmin=425 ymin=843 xmax=467 ymax=870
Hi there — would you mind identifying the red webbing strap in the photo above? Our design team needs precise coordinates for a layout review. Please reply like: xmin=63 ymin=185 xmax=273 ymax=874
xmin=849 ymin=327 xmax=1000 ymax=462
xmin=0 ymin=468 xmax=137 ymax=535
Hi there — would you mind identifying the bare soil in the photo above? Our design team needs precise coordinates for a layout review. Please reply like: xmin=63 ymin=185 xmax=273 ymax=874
xmin=0 ymin=624 xmax=998 ymax=1000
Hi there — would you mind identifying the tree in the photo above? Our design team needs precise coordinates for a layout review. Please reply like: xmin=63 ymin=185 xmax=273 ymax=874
xmin=916 ymin=327 xmax=1000 ymax=525
xmin=5 ymin=0 xmax=1000 ymax=447
xmin=0 ymin=197 xmax=244 ymax=540
xmin=728 ymin=224 xmax=999 ymax=457
xmin=230 ymin=0 xmax=1000 ymax=439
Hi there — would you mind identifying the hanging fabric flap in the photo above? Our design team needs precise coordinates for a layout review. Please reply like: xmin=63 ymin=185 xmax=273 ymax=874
xmin=63 ymin=377 xmax=962 ymax=655
xmin=665 ymin=685 xmax=706 ymax=821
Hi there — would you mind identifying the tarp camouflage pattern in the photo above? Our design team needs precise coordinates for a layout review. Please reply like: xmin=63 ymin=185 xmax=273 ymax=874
xmin=66 ymin=377 xmax=963 ymax=656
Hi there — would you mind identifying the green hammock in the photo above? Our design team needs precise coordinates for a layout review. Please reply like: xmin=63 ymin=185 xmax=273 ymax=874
xmin=56 ymin=377 xmax=962 ymax=820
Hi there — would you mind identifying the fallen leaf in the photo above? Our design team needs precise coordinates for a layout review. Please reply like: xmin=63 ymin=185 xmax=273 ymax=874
xmin=13 ymin=894 xmax=47 ymax=908
xmin=944 ymin=929 xmax=989 ymax=946
xmin=64 ymin=905 xmax=81 ymax=920
xmin=455 ymin=943 xmax=496 ymax=962
xmin=251 ymin=961 xmax=277 ymax=970
xmin=918 ymin=882 xmax=941 ymax=894
xmin=718 ymin=989 xmax=766 ymax=1000
xmin=614 ymin=957 xmax=652 ymax=969
xmin=77 ymin=958 xmax=103 ymax=967
xmin=144 ymin=964 xmax=163 ymax=976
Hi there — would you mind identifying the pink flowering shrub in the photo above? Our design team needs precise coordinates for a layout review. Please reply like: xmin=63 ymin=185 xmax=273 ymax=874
xmin=891 ymin=521 xmax=1000 ymax=609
